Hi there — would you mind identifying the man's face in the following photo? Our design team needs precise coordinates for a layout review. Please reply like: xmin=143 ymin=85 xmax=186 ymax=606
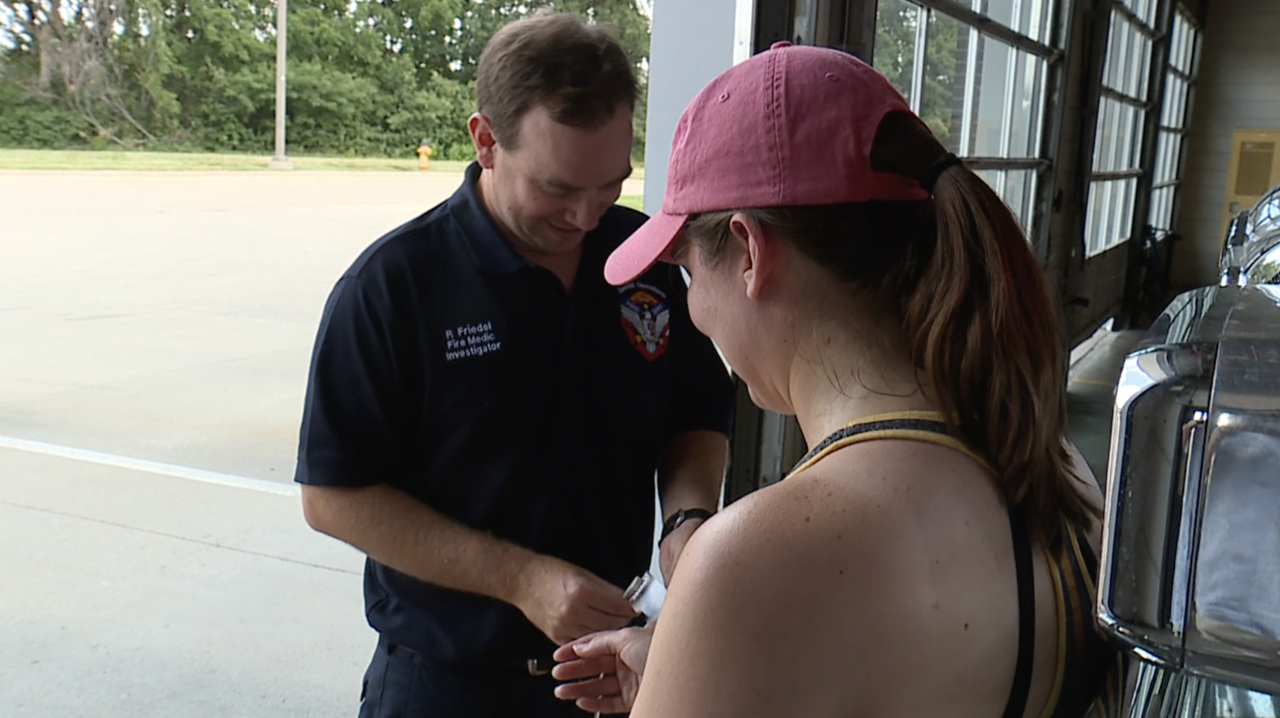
xmin=476 ymin=103 xmax=634 ymax=259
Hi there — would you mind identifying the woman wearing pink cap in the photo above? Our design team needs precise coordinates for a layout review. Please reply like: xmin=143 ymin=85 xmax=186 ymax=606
xmin=553 ymin=43 xmax=1120 ymax=718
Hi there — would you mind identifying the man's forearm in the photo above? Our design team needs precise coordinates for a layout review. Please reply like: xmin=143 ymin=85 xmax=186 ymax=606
xmin=656 ymin=430 xmax=728 ymax=582
xmin=657 ymin=430 xmax=728 ymax=517
xmin=301 ymin=483 xmax=541 ymax=606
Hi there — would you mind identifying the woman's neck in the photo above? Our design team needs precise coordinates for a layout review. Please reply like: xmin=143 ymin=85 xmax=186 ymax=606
xmin=785 ymin=317 xmax=938 ymax=449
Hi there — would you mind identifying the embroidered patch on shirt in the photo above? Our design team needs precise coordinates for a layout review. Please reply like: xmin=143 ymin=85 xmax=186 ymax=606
xmin=444 ymin=321 xmax=502 ymax=362
xmin=618 ymin=283 xmax=670 ymax=361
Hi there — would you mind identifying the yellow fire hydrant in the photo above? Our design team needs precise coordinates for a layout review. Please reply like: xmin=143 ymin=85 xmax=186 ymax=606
xmin=416 ymin=140 xmax=433 ymax=171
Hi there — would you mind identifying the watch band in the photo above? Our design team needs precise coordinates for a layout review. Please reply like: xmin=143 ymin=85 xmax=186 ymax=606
xmin=659 ymin=508 xmax=714 ymax=543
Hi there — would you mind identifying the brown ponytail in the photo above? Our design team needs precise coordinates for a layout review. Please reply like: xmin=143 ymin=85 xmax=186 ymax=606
xmin=685 ymin=111 xmax=1095 ymax=552
xmin=873 ymin=112 xmax=1095 ymax=552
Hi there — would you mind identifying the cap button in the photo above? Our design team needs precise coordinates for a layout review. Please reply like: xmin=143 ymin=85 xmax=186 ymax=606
xmin=770 ymin=40 xmax=793 ymax=50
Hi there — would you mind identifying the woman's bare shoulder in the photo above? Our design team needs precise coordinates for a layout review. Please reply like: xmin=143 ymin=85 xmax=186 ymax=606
xmin=639 ymin=474 xmax=909 ymax=716
xmin=642 ymin=443 xmax=1006 ymax=717
xmin=666 ymin=446 xmax=978 ymax=642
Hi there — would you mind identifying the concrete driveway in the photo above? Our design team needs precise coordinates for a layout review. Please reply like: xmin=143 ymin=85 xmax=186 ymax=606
xmin=0 ymin=169 xmax=626 ymax=717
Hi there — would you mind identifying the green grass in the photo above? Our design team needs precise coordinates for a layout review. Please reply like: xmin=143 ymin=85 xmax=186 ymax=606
xmin=0 ymin=148 xmax=472 ymax=172
xmin=618 ymin=195 xmax=644 ymax=211
xmin=0 ymin=149 xmax=647 ymax=178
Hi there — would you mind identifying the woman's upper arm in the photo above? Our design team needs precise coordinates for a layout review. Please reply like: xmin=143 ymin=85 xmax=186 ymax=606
xmin=629 ymin=503 xmax=867 ymax=718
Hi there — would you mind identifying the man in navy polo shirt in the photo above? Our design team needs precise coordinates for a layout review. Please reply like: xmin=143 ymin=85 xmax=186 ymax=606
xmin=294 ymin=12 xmax=735 ymax=718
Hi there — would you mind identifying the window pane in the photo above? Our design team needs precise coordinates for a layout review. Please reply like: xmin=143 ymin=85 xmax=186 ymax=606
xmin=1102 ymin=101 xmax=1120 ymax=171
xmin=978 ymin=0 xmax=1015 ymax=32
xmin=1170 ymin=77 xmax=1183 ymax=126
xmin=1092 ymin=97 xmax=1146 ymax=173
xmin=1086 ymin=183 xmax=1104 ymax=255
xmin=874 ymin=0 xmax=923 ymax=107
xmin=1007 ymin=52 xmax=1045 ymax=158
xmin=1170 ymin=14 xmax=1187 ymax=72
xmin=1172 ymin=12 xmax=1197 ymax=75
xmin=970 ymin=36 xmax=1015 ymax=156
xmin=1003 ymin=169 xmax=1038 ymax=229
xmin=1153 ymin=131 xmax=1179 ymax=184
xmin=1123 ymin=0 xmax=1157 ymax=28
xmin=1161 ymin=75 xmax=1188 ymax=127
xmin=975 ymin=169 xmax=1038 ymax=230
xmin=1104 ymin=181 xmax=1121 ymax=250
xmin=1120 ymin=177 xmax=1137 ymax=243
xmin=1159 ymin=76 xmax=1173 ymax=126
xmin=974 ymin=0 xmax=1050 ymax=43
xmin=921 ymin=10 xmax=968 ymax=153
xmin=1152 ymin=132 xmax=1167 ymax=183
xmin=918 ymin=12 xmax=1049 ymax=159
xmin=1149 ymin=186 xmax=1175 ymax=232
xmin=976 ymin=169 xmax=1004 ymax=196
xmin=1086 ymin=178 xmax=1139 ymax=256
xmin=1096 ymin=181 xmax=1113 ymax=254
xmin=1102 ymin=13 xmax=1152 ymax=99
xmin=1101 ymin=15 xmax=1123 ymax=92
xmin=1120 ymin=102 xmax=1142 ymax=170
xmin=1143 ymin=0 xmax=1157 ymax=27
xmin=1177 ymin=77 xmax=1189 ymax=125
xmin=1093 ymin=97 xmax=1118 ymax=172
xmin=1018 ymin=0 xmax=1051 ymax=44
xmin=1135 ymin=24 xmax=1152 ymax=97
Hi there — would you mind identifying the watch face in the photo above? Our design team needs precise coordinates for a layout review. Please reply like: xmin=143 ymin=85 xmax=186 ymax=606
xmin=662 ymin=508 xmax=712 ymax=541
xmin=660 ymin=512 xmax=682 ymax=540
xmin=660 ymin=514 xmax=679 ymax=538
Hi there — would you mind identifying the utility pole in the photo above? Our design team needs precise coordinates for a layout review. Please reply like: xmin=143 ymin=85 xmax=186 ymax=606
xmin=269 ymin=0 xmax=293 ymax=169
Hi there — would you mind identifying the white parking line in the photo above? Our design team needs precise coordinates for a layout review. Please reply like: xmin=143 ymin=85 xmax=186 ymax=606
xmin=0 ymin=434 xmax=298 ymax=497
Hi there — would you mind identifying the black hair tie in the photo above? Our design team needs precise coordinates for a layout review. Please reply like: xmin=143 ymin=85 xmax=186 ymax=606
xmin=919 ymin=152 xmax=963 ymax=193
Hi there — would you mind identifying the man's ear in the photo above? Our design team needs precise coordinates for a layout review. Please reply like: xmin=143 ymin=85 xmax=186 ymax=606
xmin=468 ymin=113 xmax=497 ymax=168
xmin=728 ymin=213 xmax=773 ymax=300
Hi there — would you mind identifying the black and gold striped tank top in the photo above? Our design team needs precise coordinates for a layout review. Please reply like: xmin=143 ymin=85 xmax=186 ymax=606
xmin=788 ymin=411 xmax=1124 ymax=718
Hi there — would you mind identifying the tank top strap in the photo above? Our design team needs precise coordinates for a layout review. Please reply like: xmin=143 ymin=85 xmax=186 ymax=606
xmin=788 ymin=410 xmax=992 ymax=478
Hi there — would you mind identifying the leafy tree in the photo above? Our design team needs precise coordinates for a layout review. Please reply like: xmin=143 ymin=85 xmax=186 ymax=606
xmin=873 ymin=0 xmax=917 ymax=99
xmin=0 ymin=81 xmax=95 ymax=147
xmin=923 ymin=10 xmax=960 ymax=150
xmin=1 ymin=0 xmax=182 ymax=146
xmin=0 ymin=0 xmax=651 ymax=158
xmin=872 ymin=0 xmax=959 ymax=149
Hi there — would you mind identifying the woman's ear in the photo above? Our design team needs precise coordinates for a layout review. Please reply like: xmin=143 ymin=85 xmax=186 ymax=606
xmin=728 ymin=212 xmax=774 ymax=300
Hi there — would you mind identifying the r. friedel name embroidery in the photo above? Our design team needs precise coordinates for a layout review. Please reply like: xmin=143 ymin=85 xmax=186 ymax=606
xmin=444 ymin=321 xmax=502 ymax=361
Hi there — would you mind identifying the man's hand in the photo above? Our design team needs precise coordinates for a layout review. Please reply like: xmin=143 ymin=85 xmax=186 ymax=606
xmin=552 ymin=624 xmax=654 ymax=714
xmin=514 ymin=556 xmax=636 ymax=645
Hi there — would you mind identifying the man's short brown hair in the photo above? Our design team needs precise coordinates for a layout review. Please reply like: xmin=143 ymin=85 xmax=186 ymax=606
xmin=477 ymin=11 xmax=638 ymax=150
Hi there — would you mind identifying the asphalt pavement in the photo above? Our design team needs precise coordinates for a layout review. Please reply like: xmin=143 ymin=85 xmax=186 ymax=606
xmin=0 ymin=168 xmax=627 ymax=717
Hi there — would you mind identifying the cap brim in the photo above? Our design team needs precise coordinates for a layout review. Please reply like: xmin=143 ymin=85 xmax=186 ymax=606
xmin=604 ymin=210 xmax=690 ymax=285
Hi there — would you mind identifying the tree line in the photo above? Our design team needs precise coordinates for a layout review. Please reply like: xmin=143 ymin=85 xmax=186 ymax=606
xmin=0 ymin=0 xmax=651 ymax=159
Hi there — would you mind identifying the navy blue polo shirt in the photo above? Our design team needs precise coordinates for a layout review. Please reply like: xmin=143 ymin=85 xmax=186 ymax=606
xmin=295 ymin=163 xmax=734 ymax=665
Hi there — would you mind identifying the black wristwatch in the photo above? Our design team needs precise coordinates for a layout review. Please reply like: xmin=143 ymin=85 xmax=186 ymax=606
xmin=659 ymin=508 xmax=714 ymax=544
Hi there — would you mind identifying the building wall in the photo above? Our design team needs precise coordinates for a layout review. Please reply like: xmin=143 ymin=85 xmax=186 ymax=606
xmin=643 ymin=0 xmax=747 ymax=214
xmin=1174 ymin=0 xmax=1280 ymax=287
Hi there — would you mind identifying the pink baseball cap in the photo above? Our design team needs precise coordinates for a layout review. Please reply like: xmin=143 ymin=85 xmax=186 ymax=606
xmin=605 ymin=42 xmax=929 ymax=286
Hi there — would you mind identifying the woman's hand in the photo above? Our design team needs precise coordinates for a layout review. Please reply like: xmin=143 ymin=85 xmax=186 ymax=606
xmin=551 ymin=623 xmax=654 ymax=714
